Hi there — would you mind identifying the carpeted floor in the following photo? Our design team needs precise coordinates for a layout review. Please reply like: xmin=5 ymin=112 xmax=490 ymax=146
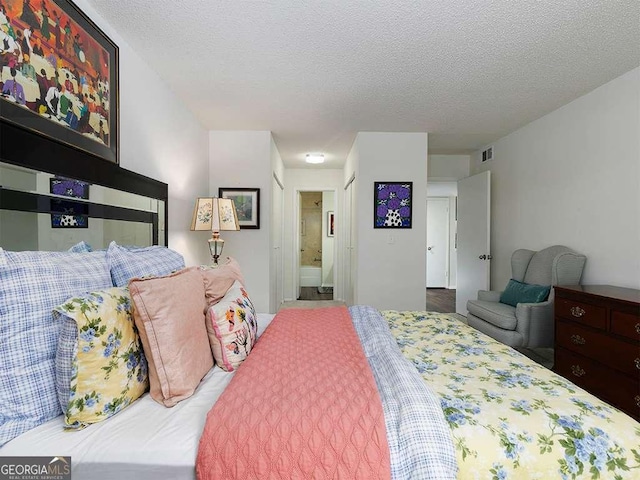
xmin=279 ymin=300 xmax=346 ymax=310
xmin=515 ymin=347 xmax=554 ymax=369
xmin=298 ymin=287 xmax=334 ymax=301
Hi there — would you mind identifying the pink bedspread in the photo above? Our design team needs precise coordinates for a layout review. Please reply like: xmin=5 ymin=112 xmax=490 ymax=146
xmin=196 ymin=306 xmax=391 ymax=480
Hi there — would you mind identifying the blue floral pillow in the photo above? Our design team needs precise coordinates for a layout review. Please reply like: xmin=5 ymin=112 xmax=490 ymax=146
xmin=106 ymin=241 xmax=185 ymax=287
xmin=54 ymin=287 xmax=148 ymax=429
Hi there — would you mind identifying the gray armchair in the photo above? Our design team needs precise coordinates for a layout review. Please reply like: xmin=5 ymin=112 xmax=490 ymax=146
xmin=466 ymin=245 xmax=586 ymax=348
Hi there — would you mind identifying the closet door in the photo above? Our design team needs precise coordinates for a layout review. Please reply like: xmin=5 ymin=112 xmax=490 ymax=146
xmin=343 ymin=178 xmax=356 ymax=305
xmin=270 ymin=174 xmax=284 ymax=312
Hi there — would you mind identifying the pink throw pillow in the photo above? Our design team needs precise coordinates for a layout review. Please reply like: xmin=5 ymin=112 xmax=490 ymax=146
xmin=206 ymin=280 xmax=257 ymax=372
xmin=129 ymin=267 xmax=213 ymax=407
xmin=200 ymin=257 xmax=245 ymax=306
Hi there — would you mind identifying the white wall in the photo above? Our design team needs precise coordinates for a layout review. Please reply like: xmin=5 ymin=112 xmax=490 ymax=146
xmin=428 ymin=155 xmax=470 ymax=180
xmin=350 ymin=132 xmax=428 ymax=310
xmin=283 ymin=169 xmax=343 ymax=301
xmin=426 ymin=182 xmax=457 ymax=197
xmin=472 ymin=67 xmax=640 ymax=290
xmin=209 ymin=131 xmax=273 ymax=313
xmin=73 ymin=0 xmax=210 ymax=267
xmin=321 ymin=191 xmax=335 ymax=287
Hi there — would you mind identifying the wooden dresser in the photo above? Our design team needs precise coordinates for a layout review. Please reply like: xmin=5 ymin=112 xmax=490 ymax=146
xmin=554 ymin=285 xmax=640 ymax=420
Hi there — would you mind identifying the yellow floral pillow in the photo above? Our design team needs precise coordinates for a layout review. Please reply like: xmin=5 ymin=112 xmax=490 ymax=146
xmin=54 ymin=287 xmax=148 ymax=429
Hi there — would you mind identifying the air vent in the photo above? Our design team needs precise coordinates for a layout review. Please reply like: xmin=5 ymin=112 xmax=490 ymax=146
xmin=481 ymin=146 xmax=494 ymax=162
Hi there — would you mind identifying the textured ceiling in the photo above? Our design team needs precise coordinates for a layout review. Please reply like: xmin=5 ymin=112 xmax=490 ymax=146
xmin=87 ymin=0 xmax=639 ymax=168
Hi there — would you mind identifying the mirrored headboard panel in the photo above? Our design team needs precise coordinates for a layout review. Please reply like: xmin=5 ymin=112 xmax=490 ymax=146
xmin=0 ymin=120 xmax=168 ymax=251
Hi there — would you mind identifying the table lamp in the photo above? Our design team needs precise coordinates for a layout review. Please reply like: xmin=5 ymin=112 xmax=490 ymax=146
xmin=190 ymin=197 xmax=240 ymax=265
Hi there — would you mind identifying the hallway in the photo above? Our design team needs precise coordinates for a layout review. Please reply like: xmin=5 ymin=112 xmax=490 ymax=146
xmin=298 ymin=287 xmax=333 ymax=301
xmin=426 ymin=288 xmax=456 ymax=313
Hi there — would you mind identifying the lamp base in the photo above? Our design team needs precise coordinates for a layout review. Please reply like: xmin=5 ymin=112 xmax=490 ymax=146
xmin=208 ymin=233 xmax=224 ymax=267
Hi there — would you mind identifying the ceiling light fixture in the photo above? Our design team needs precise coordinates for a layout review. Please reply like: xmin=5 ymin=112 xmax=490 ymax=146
xmin=305 ymin=154 xmax=325 ymax=164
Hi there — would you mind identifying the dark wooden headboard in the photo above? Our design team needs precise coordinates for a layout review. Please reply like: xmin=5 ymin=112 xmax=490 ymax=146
xmin=0 ymin=120 xmax=168 ymax=247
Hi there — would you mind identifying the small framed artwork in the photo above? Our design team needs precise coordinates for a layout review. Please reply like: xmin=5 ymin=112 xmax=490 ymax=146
xmin=50 ymin=177 xmax=90 ymax=228
xmin=374 ymin=182 xmax=413 ymax=228
xmin=219 ymin=188 xmax=260 ymax=229
xmin=327 ymin=211 xmax=335 ymax=237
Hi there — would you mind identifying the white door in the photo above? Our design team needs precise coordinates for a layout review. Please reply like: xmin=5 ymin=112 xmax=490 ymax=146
xmin=343 ymin=181 xmax=354 ymax=305
xmin=456 ymin=171 xmax=491 ymax=314
xmin=271 ymin=175 xmax=284 ymax=312
xmin=426 ymin=198 xmax=449 ymax=288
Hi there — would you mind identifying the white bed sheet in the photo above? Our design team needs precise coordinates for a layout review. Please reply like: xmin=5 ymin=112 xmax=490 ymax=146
xmin=0 ymin=313 xmax=276 ymax=480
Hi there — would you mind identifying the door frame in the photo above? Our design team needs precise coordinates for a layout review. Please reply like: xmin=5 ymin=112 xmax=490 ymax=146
xmin=293 ymin=187 xmax=339 ymax=300
xmin=271 ymin=172 xmax=285 ymax=312
xmin=426 ymin=196 xmax=450 ymax=288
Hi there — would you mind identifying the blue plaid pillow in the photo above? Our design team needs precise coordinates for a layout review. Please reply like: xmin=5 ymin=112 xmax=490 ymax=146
xmin=106 ymin=241 xmax=185 ymax=287
xmin=0 ymin=248 xmax=112 ymax=446
xmin=67 ymin=241 xmax=93 ymax=253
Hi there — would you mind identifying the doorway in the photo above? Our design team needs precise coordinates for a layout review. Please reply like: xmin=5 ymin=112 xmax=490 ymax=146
xmin=298 ymin=191 xmax=335 ymax=301
xmin=455 ymin=171 xmax=491 ymax=314
xmin=426 ymin=197 xmax=449 ymax=288
xmin=425 ymin=183 xmax=458 ymax=312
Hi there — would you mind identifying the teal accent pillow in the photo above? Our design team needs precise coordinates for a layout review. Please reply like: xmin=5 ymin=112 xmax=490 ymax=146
xmin=499 ymin=279 xmax=551 ymax=307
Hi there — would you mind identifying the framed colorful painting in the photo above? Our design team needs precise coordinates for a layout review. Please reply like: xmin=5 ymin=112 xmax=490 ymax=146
xmin=219 ymin=188 xmax=260 ymax=229
xmin=0 ymin=0 xmax=119 ymax=164
xmin=374 ymin=182 xmax=413 ymax=228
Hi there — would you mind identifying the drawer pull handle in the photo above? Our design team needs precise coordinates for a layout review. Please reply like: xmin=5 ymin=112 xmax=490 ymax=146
xmin=570 ymin=306 xmax=586 ymax=318
xmin=570 ymin=334 xmax=586 ymax=345
xmin=635 ymin=358 xmax=640 ymax=370
xmin=571 ymin=365 xmax=586 ymax=377
xmin=635 ymin=323 xmax=640 ymax=334
xmin=636 ymin=395 xmax=640 ymax=408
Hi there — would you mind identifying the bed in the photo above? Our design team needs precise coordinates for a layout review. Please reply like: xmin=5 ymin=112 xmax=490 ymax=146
xmin=0 ymin=314 xmax=275 ymax=480
xmin=1 ymin=154 xmax=639 ymax=479
xmin=384 ymin=310 xmax=640 ymax=479
xmin=2 ymin=299 xmax=639 ymax=479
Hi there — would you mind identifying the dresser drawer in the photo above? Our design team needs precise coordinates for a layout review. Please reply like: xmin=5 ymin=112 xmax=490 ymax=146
xmin=555 ymin=348 xmax=640 ymax=420
xmin=555 ymin=297 xmax=606 ymax=329
xmin=556 ymin=320 xmax=640 ymax=377
xmin=611 ymin=310 xmax=640 ymax=342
